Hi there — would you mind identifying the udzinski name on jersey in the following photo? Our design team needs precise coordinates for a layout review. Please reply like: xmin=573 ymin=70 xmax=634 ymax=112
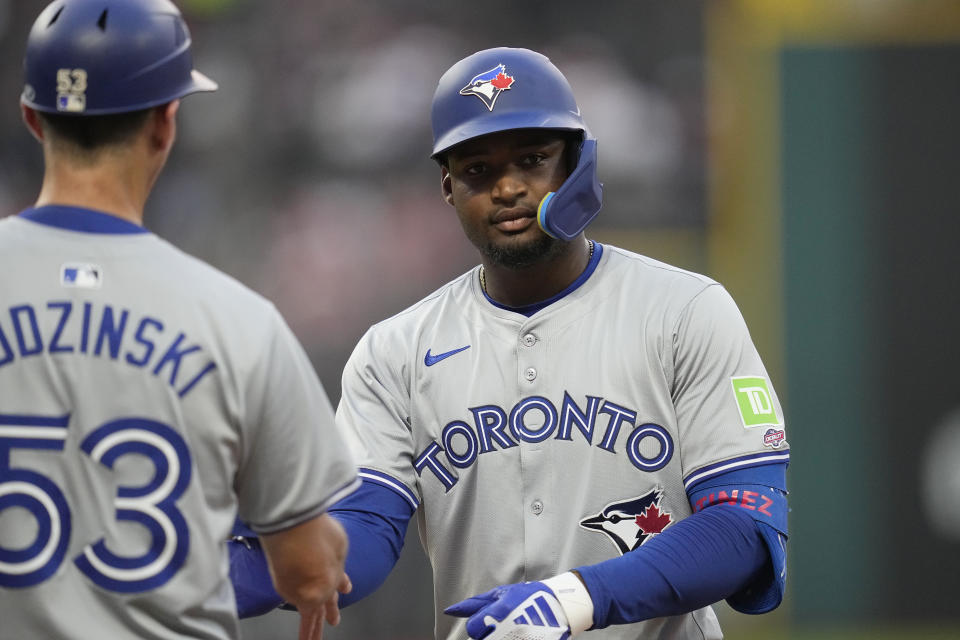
xmin=0 ymin=300 xmax=217 ymax=398
xmin=415 ymin=393 xmax=673 ymax=491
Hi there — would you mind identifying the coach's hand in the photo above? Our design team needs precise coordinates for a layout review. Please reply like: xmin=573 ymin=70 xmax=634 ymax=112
xmin=444 ymin=572 xmax=593 ymax=640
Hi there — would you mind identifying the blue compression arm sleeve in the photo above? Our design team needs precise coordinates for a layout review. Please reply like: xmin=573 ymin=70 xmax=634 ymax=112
xmin=329 ymin=478 xmax=414 ymax=607
xmin=576 ymin=504 xmax=768 ymax=628
xmin=228 ymin=479 xmax=413 ymax=617
xmin=576 ymin=462 xmax=789 ymax=628
xmin=687 ymin=462 xmax=789 ymax=613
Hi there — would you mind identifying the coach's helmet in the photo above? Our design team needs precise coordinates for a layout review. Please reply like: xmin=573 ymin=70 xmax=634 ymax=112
xmin=21 ymin=0 xmax=217 ymax=115
xmin=430 ymin=47 xmax=602 ymax=241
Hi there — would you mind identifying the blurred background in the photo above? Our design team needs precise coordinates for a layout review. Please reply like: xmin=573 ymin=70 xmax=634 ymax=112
xmin=2 ymin=0 xmax=959 ymax=638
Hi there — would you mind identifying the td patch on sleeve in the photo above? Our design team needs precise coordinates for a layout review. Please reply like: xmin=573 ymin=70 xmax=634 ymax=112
xmin=731 ymin=376 xmax=781 ymax=428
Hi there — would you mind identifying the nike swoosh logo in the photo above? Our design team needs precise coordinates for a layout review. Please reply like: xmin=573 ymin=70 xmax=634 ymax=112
xmin=424 ymin=345 xmax=470 ymax=367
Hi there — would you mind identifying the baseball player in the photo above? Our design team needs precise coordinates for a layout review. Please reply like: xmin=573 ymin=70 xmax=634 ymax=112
xmin=0 ymin=2 xmax=358 ymax=639
xmin=231 ymin=47 xmax=790 ymax=639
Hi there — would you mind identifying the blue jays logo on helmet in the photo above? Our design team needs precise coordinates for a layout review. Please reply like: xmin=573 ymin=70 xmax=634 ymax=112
xmin=579 ymin=488 xmax=673 ymax=555
xmin=459 ymin=63 xmax=515 ymax=111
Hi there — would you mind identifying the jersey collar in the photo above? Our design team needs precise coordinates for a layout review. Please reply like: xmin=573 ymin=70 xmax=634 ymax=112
xmin=19 ymin=205 xmax=149 ymax=235
xmin=483 ymin=242 xmax=604 ymax=317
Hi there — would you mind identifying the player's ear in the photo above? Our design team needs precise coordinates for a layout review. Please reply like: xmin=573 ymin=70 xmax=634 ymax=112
xmin=441 ymin=166 xmax=455 ymax=206
xmin=21 ymin=104 xmax=45 ymax=143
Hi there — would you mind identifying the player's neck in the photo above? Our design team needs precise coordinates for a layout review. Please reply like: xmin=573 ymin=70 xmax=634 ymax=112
xmin=481 ymin=237 xmax=593 ymax=308
xmin=35 ymin=150 xmax=156 ymax=226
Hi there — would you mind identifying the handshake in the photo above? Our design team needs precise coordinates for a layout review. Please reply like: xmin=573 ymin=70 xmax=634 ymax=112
xmin=445 ymin=572 xmax=594 ymax=640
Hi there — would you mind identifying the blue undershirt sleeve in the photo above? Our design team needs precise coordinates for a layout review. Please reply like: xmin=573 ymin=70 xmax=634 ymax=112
xmin=228 ymin=532 xmax=284 ymax=618
xmin=687 ymin=462 xmax=789 ymax=613
xmin=575 ymin=462 xmax=789 ymax=628
xmin=576 ymin=504 xmax=769 ymax=628
xmin=227 ymin=479 xmax=413 ymax=617
xmin=329 ymin=479 xmax=414 ymax=606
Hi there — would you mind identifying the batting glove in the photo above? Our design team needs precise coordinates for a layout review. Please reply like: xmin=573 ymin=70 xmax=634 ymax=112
xmin=444 ymin=572 xmax=594 ymax=640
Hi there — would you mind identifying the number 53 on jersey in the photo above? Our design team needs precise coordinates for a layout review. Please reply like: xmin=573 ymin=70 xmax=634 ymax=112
xmin=0 ymin=412 xmax=191 ymax=592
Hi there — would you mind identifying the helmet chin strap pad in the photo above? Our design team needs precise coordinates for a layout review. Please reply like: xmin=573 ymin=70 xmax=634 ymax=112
xmin=537 ymin=138 xmax=603 ymax=241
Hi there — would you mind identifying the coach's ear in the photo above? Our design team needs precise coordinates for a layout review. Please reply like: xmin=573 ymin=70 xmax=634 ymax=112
xmin=441 ymin=166 xmax=454 ymax=206
xmin=21 ymin=104 xmax=45 ymax=143
xmin=150 ymin=100 xmax=180 ymax=154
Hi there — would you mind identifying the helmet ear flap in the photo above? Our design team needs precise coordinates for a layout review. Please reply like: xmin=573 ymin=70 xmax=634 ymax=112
xmin=537 ymin=138 xmax=603 ymax=241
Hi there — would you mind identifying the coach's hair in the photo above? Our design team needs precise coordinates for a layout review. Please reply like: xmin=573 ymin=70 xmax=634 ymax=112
xmin=38 ymin=108 xmax=153 ymax=157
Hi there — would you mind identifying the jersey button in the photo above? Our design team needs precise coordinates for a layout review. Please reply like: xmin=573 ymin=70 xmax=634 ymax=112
xmin=522 ymin=333 xmax=537 ymax=347
xmin=524 ymin=367 xmax=537 ymax=381
xmin=531 ymin=500 xmax=544 ymax=515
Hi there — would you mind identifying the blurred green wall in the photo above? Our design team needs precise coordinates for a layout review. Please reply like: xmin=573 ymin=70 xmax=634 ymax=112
xmin=708 ymin=1 xmax=960 ymax=635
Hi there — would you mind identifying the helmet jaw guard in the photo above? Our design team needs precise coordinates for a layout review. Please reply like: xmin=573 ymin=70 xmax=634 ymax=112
xmin=21 ymin=0 xmax=217 ymax=116
xmin=537 ymin=138 xmax=602 ymax=241
xmin=431 ymin=47 xmax=602 ymax=240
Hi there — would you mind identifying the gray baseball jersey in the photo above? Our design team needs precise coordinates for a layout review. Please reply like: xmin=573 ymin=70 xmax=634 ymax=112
xmin=337 ymin=243 xmax=788 ymax=639
xmin=0 ymin=208 xmax=359 ymax=640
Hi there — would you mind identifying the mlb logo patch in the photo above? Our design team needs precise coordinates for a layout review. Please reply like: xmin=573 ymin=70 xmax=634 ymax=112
xmin=57 ymin=93 xmax=86 ymax=113
xmin=731 ymin=376 xmax=781 ymax=428
xmin=61 ymin=263 xmax=102 ymax=289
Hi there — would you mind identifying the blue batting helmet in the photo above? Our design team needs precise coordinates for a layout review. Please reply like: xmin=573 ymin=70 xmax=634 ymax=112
xmin=430 ymin=47 xmax=602 ymax=241
xmin=21 ymin=0 xmax=217 ymax=115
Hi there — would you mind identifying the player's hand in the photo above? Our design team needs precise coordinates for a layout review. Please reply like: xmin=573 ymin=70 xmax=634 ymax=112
xmin=444 ymin=581 xmax=572 ymax=640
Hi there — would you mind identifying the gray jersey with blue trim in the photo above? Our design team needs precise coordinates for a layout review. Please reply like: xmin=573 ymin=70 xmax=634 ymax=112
xmin=337 ymin=243 xmax=789 ymax=639
xmin=0 ymin=211 xmax=359 ymax=640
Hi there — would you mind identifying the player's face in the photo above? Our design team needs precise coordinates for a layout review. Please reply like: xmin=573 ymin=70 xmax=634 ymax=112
xmin=442 ymin=129 xmax=571 ymax=268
